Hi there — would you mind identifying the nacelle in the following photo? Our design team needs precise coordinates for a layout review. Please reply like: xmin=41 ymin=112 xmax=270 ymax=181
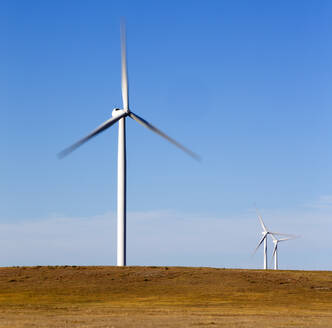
xmin=112 ymin=108 xmax=122 ymax=117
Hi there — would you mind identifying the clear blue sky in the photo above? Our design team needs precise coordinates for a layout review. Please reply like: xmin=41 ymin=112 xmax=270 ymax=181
xmin=1 ymin=0 xmax=332 ymax=269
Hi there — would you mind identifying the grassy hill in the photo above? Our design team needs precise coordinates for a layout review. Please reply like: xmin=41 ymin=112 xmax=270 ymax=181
xmin=0 ymin=266 xmax=331 ymax=327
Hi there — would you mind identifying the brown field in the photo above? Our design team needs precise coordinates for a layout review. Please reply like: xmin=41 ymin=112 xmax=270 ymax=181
xmin=0 ymin=266 xmax=331 ymax=327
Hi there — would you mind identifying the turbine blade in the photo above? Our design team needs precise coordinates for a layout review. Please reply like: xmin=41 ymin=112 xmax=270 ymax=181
xmin=270 ymin=232 xmax=278 ymax=241
xmin=272 ymin=242 xmax=278 ymax=258
xmin=278 ymin=235 xmax=299 ymax=242
xmin=58 ymin=112 xmax=126 ymax=158
xmin=255 ymin=208 xmax=268 ymax=232
xmin=270 ymin=242 xmax=278 ymax=267
xmin=121 ymin=21 xmax=129 ymax=111
xmin=269 ymin=232 xmax=297 ymax=238
xmin=253 ymin=233 xmax=267 ymax=255
xmin=129 ymin=112 xmax=200 ymax=161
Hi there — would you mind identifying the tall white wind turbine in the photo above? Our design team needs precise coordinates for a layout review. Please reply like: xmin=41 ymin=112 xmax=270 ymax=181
xmin=58 ymin=23 xmax=199 ymax=267
xmin=270 ymin=233 xmax=298 ymax=270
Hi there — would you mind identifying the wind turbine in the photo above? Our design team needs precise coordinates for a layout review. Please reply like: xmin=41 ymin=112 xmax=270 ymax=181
xmin=270 ymin=233 xmax=298 ymax=270
xmin=58 ymin=23 xmax=199 ymax=267
xmin=253 ymin=210 xmax=284 ymax=270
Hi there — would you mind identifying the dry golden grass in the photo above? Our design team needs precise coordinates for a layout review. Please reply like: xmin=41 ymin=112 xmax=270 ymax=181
xmin=0 ymin=266 xmax=331 ymax=327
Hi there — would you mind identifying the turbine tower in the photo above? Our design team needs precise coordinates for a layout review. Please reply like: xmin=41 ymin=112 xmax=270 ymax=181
xmin=270 ymin=234 xmax=298 ymax=270
xmin=58 ymin=23 xmax=199 ymax=266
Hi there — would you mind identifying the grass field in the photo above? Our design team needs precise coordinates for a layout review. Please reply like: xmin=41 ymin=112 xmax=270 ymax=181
xmin=0 ymin=266 xmax=331 ymax=327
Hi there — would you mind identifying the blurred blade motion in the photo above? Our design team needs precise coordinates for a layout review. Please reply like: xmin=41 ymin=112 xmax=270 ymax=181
xmin=129 ymin=112 xmax=200 ymax=161
xmin=58 ymin=113 xmax=127 ymax=159
xmin=255 ymin=207 xmax=268 ymax=232
xmin=121 ymin=21 xmax=129 ymax=111
xmin=253 ymin=233 xmax=267 ymax=255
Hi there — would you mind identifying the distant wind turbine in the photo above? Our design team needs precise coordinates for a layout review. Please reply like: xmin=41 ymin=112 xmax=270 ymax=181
xmin=58 ymin=23 xmax=199 ymax=267
xmin=253 ymin=209 xmax=285 ymax=270
xmin=270 ymin=233 xmax=298 ymax=270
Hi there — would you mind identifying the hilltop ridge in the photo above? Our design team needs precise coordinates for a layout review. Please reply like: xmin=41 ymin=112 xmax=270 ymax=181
xmin=0 ymin=266 xmax=331 ymax=327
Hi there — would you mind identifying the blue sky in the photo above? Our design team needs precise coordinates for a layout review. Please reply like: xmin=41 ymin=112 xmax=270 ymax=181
xmin=1 ymin=0 xmax=332 ymax=269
